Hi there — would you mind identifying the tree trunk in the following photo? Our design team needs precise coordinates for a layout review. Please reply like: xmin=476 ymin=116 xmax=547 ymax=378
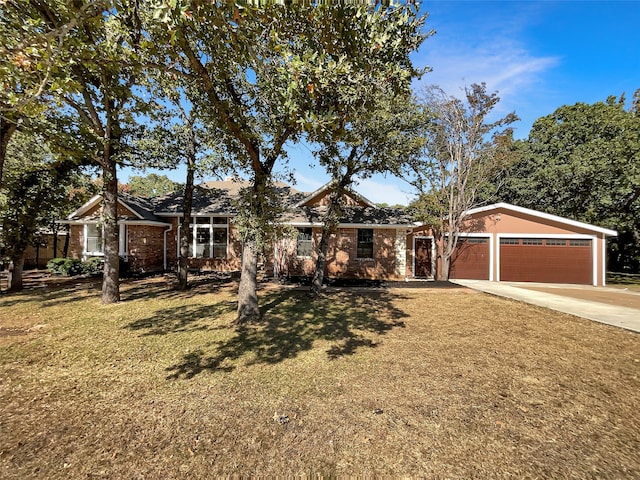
xmin=62 ymin=224 xmax=70 ymax=258
xmin=310 ymin=225 xmax=331 ymax=296
xmin=101 ymin=158 xmax=120 ymax=304
xmin=7 ymin=252 xmax=25 ymax=292
xmin=309 ymin=179 xmax=346 ymax=296
xmin=178 ymin=161 xmax=195 ymax=290
xmin=0 ymin=116 xmax=18 ymax=188
xmin=437 ymin=254 xmax=451 ymax=281
xmin=237 ymin=239 xmax=260 ymax=323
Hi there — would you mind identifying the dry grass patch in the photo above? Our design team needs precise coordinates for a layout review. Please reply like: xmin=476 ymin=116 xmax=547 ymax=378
xmin=0 ymin=278 xmax=638 ymax=478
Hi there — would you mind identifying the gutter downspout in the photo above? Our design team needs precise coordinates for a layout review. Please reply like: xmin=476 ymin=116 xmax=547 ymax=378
xmin=163 ymin=223 xmax=173 ymax=271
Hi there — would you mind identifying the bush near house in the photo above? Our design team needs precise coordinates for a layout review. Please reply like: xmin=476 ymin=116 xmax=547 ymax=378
xmin=46 ymin=257 xmax=121 ymax=277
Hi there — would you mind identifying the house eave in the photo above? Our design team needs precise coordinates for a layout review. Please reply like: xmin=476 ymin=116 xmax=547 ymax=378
xmin=285 ymin=221 xmax=412 ymax=229
xmin=58 ymin=219 xmax=170 ymax=227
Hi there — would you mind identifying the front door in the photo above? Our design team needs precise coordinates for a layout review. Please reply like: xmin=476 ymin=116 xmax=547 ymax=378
xmin=415 ymin=237 xmax=432 ymax=277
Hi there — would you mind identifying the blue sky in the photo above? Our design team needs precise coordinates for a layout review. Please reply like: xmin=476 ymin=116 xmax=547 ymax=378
xmin=123 ymin=1 xmax=640 ymax=205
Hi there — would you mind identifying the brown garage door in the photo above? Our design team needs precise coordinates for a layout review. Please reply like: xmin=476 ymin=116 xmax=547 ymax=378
xmin=499 ymin=238 xmax=592 ymax=284
xmin=450 ymin=237 xmax=490 ymax=280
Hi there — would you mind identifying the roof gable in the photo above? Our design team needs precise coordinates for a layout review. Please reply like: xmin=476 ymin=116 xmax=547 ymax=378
xmin=294 ymin=182 xmax=376 ymax=208
xmin=66 ymin=193 xmax=163 ymax=223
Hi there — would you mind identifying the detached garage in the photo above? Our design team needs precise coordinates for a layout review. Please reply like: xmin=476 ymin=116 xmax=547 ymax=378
xmin=408 ymin=203 xmax=617 ymax=286
xmin=456 ymin=203 xmax=617 ymax=286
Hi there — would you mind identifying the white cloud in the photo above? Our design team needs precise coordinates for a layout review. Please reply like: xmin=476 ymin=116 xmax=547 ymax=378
xmin=292 ymin=171 xmax=327 ymax=192
xmin=418 ymin=46 xmax=559 ymax=103
xmin=412 ymin=12 xmax=561 ymax=132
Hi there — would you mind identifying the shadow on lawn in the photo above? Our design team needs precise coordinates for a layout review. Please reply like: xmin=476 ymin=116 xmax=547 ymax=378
xmin=129 ymin=289 xmax=409 ymax=379
xmin=127 ymin=301 xmax=237 ymax=336
xmin=0 ymin=280 xmax=102 ymax=309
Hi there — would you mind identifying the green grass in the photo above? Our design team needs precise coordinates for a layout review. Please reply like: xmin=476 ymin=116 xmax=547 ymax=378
xmin=607 ymin=272 xmax=640 ymax=291
xmin=1 ymin=277 xmax=639 ymax=478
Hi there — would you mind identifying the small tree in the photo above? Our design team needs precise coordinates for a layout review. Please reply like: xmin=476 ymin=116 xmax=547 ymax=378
xmin=0 ymin=131 xmax=83 ymax=291
xmin=408 ymin=83 xmax=517 ymax=280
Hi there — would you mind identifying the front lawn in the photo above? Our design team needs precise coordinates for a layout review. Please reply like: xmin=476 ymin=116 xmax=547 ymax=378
xmin=1 ymin=277 xmax=638 ymax=478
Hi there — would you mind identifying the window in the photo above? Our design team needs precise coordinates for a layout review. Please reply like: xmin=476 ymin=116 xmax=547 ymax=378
xmin=569 ymin=239 xmax=590 ymax=247
xmin=545 ymin=239 xmax=567 ymax=246
xmin=186 ymin=217 xmax=228 ymax=259
xmin=522 ymin=238 xmax=543 ymax=245
xmin=213 ymin=226 xmax=227 ymax=258
xmin=500 ymin=238 xmax=520 ymax=245
xmin=86 ymin=224 xmax=103 ymax=254
xmin=357 ymin=228 xmax=374 ymax=259
xmin=195 ymin=225 xmax=211 ymax=258
xmin=464 ymin=237 xmax=488 ymax=244
xmin=296 ymin=227 xmax=313 ymax=257
xmin=84 ymin=223 xmax=126 ymax=256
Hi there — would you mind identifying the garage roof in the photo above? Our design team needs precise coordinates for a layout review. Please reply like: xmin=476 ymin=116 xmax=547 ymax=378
xmin=465 ymin=203 xmax=618 ymax=237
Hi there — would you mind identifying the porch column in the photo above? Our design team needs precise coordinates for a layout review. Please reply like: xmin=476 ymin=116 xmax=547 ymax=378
xmin=394 ymin=229 xmax=407 ymax=279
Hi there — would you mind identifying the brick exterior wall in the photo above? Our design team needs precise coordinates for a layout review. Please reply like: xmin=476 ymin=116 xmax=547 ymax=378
xmin=67 ymin=219 xmax=406 ymax=279
xmin=126 ymin=225 xmax=165 ymax=272
xmin=68 ymin=225 xmax=84 ymax=260
xmin=278 ymin=227 xmax=403 ymax=280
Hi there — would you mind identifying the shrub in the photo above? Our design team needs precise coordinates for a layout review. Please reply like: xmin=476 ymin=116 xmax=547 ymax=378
xmin=47 ymin=256 xmax=131 ymax=277
xmin=47 ymin=258 xmax=85 ymax=276
xmin=83 ymin=257 xmax=104 ymax=275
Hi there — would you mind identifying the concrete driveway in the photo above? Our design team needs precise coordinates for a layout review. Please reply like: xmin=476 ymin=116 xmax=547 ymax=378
xmin=452 ymin=280 xmax=640 ymax=333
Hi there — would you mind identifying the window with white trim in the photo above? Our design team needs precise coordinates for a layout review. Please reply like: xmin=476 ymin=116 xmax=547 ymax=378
xmin=569 ymin=239 xmax=590 ymax=247
xmin=296 ymin=227 xmax=313 ymax=257
xmin=85 ymin=223 xmax=103 ymax=254
xmin=545 ymin=239 xmax=567 ymax=246
xmin=187 ymin=216 xmax=228 ymax=259
xmin=84 ymin=223 xmax=127 ymax=256
xmin=500 ymin=238 xmax=520 ymax=245
xmin=522 ymin=238 xmax=543 ymax=245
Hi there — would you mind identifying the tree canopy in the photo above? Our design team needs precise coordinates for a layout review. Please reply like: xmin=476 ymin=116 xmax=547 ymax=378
xmin=144 ymin=1 xmax=428 ymax=321
xmin=123 ymin=173 xmax=182 ymax=197
xmin=407 ymin=83 xmax=517 ymax=280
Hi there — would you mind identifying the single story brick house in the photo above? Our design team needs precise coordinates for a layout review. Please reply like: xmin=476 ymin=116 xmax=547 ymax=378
xmin=61 ymin=180 xmax=617 ymax=286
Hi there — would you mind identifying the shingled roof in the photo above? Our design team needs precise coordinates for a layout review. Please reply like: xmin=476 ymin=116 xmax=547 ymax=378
xmin=67 ymin=180 xmax=411 ymax=227
xmin=285 ymin=205 xmax=413 ymax=226
xmin=152 ymin=181 xmax=305 ymax=215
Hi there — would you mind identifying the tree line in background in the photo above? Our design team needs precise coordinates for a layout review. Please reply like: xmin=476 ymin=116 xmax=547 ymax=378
xmin=1 ymin=1 xmax=638 ymax=318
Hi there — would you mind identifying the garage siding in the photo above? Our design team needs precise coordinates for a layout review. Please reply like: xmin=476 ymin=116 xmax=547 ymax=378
xmin=499 ymin=238 xmax=592 ymax=284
